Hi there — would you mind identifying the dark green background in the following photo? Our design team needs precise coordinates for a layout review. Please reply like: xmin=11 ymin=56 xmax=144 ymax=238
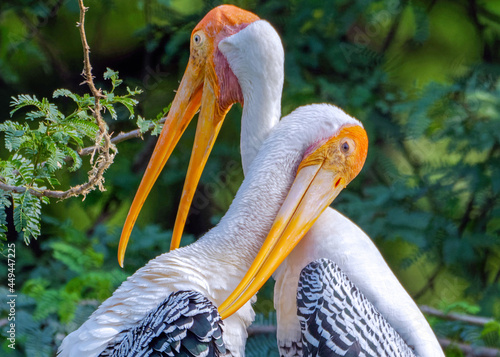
xmin=1 ymin=0 xmax=499 ymax=355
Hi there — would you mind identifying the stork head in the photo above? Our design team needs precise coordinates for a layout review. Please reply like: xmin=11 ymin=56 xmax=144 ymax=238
xmin=118 ymin=5 xmax=260 ymax=266
xmin=218 ymin=109 xmax=369 ymax=319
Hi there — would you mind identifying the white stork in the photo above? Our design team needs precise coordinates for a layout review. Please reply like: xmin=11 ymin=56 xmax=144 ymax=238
xmin=116 ymin=5 xmax=444 ymax=357
xmin=58 ymin=101 xmax=368 ymax=355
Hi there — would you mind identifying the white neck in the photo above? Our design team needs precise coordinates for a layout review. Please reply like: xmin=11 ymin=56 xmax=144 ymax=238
xmin=219 ymin=20 xmax=284 ymax=174
xmin=57 ymin=105 xmax=358 ymax=357
xmin=240 ymin=77 xmax=281 ymax=174
xmin=198 ymin=105 xmax=358 ymax=261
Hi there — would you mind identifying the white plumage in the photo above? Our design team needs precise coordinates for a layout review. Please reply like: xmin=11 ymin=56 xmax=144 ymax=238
xmin=216 ymin=12 xmax=444 ymax=357
xmin=58 ymin=104 xmax=364 ymax=357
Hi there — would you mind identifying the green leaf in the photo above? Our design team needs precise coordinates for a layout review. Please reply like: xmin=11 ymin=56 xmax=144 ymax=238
xmin=103 ymin=67 xmax=123 ymax=90
xmin=9 ymin=94 xmax=42 ymax=116
xmin=69 ymin=119 xmax=99 ymax=140
xmin=51 ymin=241 xmax=104 ymax=274
xmin=13 ymin=190 xmax=42 ymax=244
xmin=442 ymin=301 xmax=481 ymax=315
xmin=53 ymin=88 xmax=82 ymax=104
xmin=63 ymin=147 xmax=83 ymax=172
xmin=0 ymin=190 xmax=11 ymax=242
xmin=136 ymin=115 xmax=151 ymax=134
xmin=103 ymin=67 xmax=119 ymax=81
xmin=103 ymin=103 xmax=117 ymax=120
xmin=45 ymin=147 xmax=66 ymax=173
xmin=0 ymin=121 xmax=25 ymax=151
xmin=114 ymin=97 xmax=138 ymax=119
xmin=127 ymin=86 xmax=143 ymax=96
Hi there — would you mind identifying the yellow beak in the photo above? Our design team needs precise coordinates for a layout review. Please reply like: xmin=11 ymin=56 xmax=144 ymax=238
xmin=169 ymin=69 xmax=233 ymax=252
xmin=118 ymin=59 xmax=225 ymax=267
xmin=218 ymin=124 xmax=368 ymax=319
xmin=218 ymin=163 xmax=346 ymax=318
xmin=118 ymin=6 xmax=260 ymax=266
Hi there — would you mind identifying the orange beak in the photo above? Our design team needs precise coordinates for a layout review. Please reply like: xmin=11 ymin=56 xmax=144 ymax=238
xmin=218 ymin=125 xmax=368 ymax=319
xmin=118 ymin=5 xmax=259 ymax=267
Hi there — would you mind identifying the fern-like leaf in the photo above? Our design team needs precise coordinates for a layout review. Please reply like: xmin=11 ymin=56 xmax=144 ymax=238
xmin=53 ymin=88 xmax=82 ymax=103
xmin=0 ymin=190 xmax=11 ymax=242
xmin=13 ymin=190 xmax=42 ymax=244
xmin=45 ymin=146 xmax=66 ymax=173
xmin=104 ymin=67 xmax=123 ymax=90
xmin=0 ymin=121 xmax=26 ymax=151
xmin=69 ymin=119 xmax=99 ymax=139
xmin=63 ymin=147 xmax=83 ymax=172
xmin=51 ymin=241 xmax=104 ymax=274
xmin=103 ymin=102 xmax=118 ymax=120
xmin=112 ymin=96 xmax=139 ymax=119
xmin=9 ymin=94 xmax=42 ymax=116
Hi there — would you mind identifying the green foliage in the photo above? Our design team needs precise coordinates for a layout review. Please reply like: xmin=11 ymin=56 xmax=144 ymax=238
xmin=136 ymin=103 xmax=171 ymax=136
xmin=0 ymin=190 xmax=10 ymax=239
xmin=12 ymin=190 xmax=43 ymax=244
xmin=0 ymin=69 xmax=143 ymax=246
xmin=1 ymin=0 xmax=500 ymax=355
xmin=482 ymin=320 xmax=500 ymax=347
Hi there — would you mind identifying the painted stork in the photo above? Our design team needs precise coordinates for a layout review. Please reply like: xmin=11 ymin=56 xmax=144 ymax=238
xmin=297 ymin=258 xmax=416 ymax=356
xmin=116 ymin=5 xmax=443 ymax=357
xmin=57 ymin=104 xmax=368 ymax=356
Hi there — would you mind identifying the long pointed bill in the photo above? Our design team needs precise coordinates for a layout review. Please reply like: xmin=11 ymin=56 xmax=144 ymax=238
xmin=170 ymin=75 xmax=231 ymax=251
xmin=118 ymin=60 xmax=204 ymax=267
xmin=218 ymin=163 xmax=347 ymax=319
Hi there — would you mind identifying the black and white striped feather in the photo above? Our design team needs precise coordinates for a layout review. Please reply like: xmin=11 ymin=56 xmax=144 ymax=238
xmin=297 ymin=259 xmax=417 ymax=357
xmin=99 ymin=290 xmax=226 ymax=357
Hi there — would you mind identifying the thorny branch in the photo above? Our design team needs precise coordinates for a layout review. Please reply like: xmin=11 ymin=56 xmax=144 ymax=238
xmin=0 ymin=118 xmax=165 ymax=198
xmin=0 ymin=0 xmax=117 ymax=200
xmin=70 ymin=0 xmax=116 ymax=199
xmin=419 ymin=305 xmax=493 ymax=326
xmin=78 ymin=118 xmax=166 ymax=156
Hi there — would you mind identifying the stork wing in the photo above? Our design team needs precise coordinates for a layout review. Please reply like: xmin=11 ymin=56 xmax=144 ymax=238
xmin=297 ymin=258 xmax=417 ymax=357
xmin=99 ymin=291 xmax=226 ymax=357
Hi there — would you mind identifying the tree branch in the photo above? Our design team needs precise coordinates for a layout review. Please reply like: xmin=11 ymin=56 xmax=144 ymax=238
xmin=438 ymin=337 xmax=500 ymax=357
xmin=420 ymin=305 xmax=494 ymax=326
xmin=78 ymin=118 xmax=165 ymax=156
xmin=0 ymin=118 xmax=166 ymax=198
xmin=42 ymin=0 xmax=117 ymax=200
xmin=413 ymin=263 xmax=442 ymax=300
xmin=0 ymin=1 xmax=120 ymax=200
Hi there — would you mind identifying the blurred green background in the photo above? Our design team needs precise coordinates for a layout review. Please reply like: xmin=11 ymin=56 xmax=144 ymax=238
xmin=1 ymin=0 xmax=499 ymax=355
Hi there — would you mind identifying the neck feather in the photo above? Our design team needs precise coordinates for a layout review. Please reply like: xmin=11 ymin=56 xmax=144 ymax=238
xmin=240 ymin=82 xmax=281 ymax=174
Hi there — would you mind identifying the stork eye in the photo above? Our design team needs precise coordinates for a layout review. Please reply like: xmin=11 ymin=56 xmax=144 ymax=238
xmin=193 ymin=33 xmax=202 ymax=45
xmin=340 ymin=138 xmax=355 ymax=155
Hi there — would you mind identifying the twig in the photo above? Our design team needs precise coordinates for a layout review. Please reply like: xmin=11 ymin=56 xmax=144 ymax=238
xmin=0 ymin=118 xmax=166 ymax=198
xmin=420 ymin=305 xmax=494 ymax=327
xmin=77 ymin=0 xmax=102 ymax=100
xmin=73 ymin=0 xmax=116 ymax=197
xmin=413 ymin=264 xmax=442 ymax=300
xmin=0 ymin=182 xmax=64 ymax=199
xmin=0 ymin=1 xmax=118 ymax=200
xmin=247 ymin=325 xmax=277 ymax=336
xmin=459 ymin=195 xmax=476 ymax=237
xmin=438 ymin=337 xmax=500 ymax=357
xmin=380 ymin=0 xmax=405 ymax=54
xmin=78 ymin=118 xmax=166 ymax=156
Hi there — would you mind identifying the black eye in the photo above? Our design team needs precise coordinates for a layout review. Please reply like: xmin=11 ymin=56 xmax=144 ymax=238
xmin=341 ymin=141 xmax=350 ymax=153
xmin=340 ymin=139 xmax=354 ymax=154
xmin=193 ymin=34 xmax=202 ymax=44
